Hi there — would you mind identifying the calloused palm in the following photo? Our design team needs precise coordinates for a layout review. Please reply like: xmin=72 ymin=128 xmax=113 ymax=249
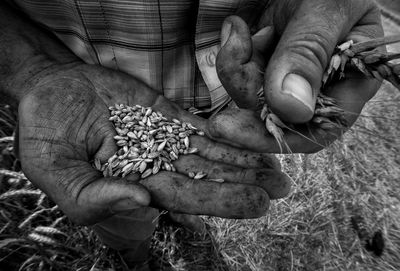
xmin=18 ymin=62 xmax=291 ymax=225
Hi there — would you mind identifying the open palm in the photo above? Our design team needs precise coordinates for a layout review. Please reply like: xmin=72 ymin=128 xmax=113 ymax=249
xmin=18 ymin=63 xmax=291 ymax=225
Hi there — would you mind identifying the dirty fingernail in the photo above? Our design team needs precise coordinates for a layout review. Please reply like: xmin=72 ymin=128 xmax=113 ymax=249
xmin=282 ymin=73 xmax=314 ymax=113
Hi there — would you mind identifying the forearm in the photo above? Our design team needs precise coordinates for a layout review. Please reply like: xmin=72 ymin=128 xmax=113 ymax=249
xmin=0 ymin=2 xmax=78 ymax=102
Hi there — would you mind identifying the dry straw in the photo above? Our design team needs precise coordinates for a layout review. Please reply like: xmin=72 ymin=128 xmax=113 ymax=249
xmin=18 ymin=255 xmax=42 ymax=271
xmin=33 ymin=226 xmax=66 ymax=237
xmin=0 ymin=169 xmax=27 ymax=180
xmin=28 ymin=232 xmax=57 ymax=245
xmin=18 ymin=206 xmax=58 ymax=229
xmin=0 ymin=136 xmax=13 ymax=144
xmin=0 ymin=189 xmax=42 ymax=200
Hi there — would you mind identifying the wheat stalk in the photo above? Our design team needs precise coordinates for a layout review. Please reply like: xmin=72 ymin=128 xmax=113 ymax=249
xmin=261 ymin=35 xmax=400 ymax=151
xmin=33 ymin=226 xmax=67 ymax=237
xmin=0 ymin=169 xmax=27 ymax=180
xmin=27 ymin=232 xmax=58 ymax=245
xmin=0 ymin=136 xmax=13 ymax=144
xmin=50 ymin=216 xmax=66 ymax=228
xmin=36 ymin=193 xmax=47 ymax=207
xmin=0 ymin=189 xmax=42 ymax=200
xmin=19 ymin=255 xmax=42 ymax=271
xmin=323 ymin=36 xmax=400 ymax=88
xmin=18 ymin=206 xmax=58 ymax=229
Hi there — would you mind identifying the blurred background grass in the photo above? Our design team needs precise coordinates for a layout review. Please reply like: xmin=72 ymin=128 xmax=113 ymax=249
xmin=1 ymin=2 xmax=400 ymax=270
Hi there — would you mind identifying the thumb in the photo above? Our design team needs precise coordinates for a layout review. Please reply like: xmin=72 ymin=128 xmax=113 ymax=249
xmin=264 ymin=0 xmax=374 ymax=123
xmin=57 ymin=165 xmax=151 ymax=226
xmin=217 ymin=15 xmax=274 ymax=109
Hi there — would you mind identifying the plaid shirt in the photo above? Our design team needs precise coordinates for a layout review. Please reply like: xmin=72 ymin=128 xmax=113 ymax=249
xmin=10 ymin=0 xmax=269 ymax=113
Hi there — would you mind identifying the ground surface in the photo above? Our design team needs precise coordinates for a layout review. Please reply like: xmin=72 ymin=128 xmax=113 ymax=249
xmin=1 ymin=7 xmax=400 ymax=271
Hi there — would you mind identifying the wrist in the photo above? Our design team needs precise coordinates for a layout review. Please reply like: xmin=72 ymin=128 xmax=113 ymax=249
xmin=0 ymin=3 xmax=79 ymax=102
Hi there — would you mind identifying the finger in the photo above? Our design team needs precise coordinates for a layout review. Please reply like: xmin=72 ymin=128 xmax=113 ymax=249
xmin=94 ymin=130 xmax=119 ymax=163
xmin=69 ymin=168 xmax=151 ymax=225
xmin=20 ymin=154 xmax=151 ymax=225
xmin=265 ymin=10 xmax=385 ymax=153
xmin=88 ymin=117 xmax=121 ymax=164
xmin=264 ymin=0 xmax=377 ymax=123
xmin=323 ymin=28 xmax=384 ymax=125
xmin=60 ymin=108 xmax=149 ymax=223
xmin=140 ymin=171 xmax=270 ymax=219
xmin=252 ymin=26 xmax=276 ymax=56
xmin=172 ymin=154 xmax=291 ymax=199
xmin=190 ymin=135 xmax=281 ymax=169
xmin=207 ymin=108 xmax=282 ymax=152
xmin=206 ymin=107 xmax=329 ymax=154
xmin=217 ymin=15 xmax=260 ymax=109
xmin=94 ymin=68 xmax=281 ymax=152
xmin=88 ymin=65 xmax=282 ymax=153
xmin=216 ymin=15 xmax=275 ymax=109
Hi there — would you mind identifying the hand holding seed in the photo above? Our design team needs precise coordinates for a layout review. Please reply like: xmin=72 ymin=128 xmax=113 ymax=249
xmin=216 ymin=0 xmax=385 ymax=153
xmin=16 ymin=62 xmax=292 ymax=225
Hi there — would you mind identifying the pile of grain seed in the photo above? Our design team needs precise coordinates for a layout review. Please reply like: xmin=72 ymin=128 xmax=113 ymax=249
xmin=94 ymin=104 xmax=204 ymax=179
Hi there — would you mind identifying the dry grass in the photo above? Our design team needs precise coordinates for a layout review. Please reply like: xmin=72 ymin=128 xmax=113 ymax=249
xmin=1 ymin=14 xmax=400 ymax=271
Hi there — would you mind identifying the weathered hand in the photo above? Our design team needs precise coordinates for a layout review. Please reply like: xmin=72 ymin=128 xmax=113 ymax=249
xmin=17 ymin=62 xmax=291 ymax=225
xmin=216 ymin=0 xmax=384 ymax=153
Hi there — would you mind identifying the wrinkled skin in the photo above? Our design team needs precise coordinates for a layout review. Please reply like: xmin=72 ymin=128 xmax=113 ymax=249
xmin=4 ymin=0 xmax=385 ymax=227
xmin=17 ymin=62 xmax=291 ymax=225
xmin=216 ymin=0 xmax=384 ymax=153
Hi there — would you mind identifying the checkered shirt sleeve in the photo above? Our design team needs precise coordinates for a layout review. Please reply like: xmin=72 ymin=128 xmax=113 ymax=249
xmin=10 ymin=0 xmax=269 ymax=113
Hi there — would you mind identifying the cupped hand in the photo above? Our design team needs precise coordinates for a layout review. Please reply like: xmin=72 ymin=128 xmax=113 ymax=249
xmin=216 ymin=0 xmax=384 ymax=153
xmin=17 ymin=62 xmax=291 ymax=225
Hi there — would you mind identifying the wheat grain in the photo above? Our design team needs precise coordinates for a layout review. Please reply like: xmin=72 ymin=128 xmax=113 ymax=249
xmin=97 ymin=104 xmax=204 ymax=179
xmin=6 ymin=177 xmax=24 ymax=187
xmin=33 ymin=226 xmax=66 ymax=236
xmin=193 ymin=172 xmax=207 ymax=180
xmin=28 ymin=232 xmax=57 ymax=245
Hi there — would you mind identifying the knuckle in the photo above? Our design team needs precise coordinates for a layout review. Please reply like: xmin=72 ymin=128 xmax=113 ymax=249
xmin=190 ymin=135 xmax=206 ymax=149
xmin=206 ymin=115 xmax=223 ymax=140
xmin=291 ymin=33 xmax=331 ymax=70
xmin=284 ymin=40 xmax=329 ymax=84
xmin=198 ymin=156 xmax=211 ymax=172
xmin=204 ymin=137 xmax=214 ymax=154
